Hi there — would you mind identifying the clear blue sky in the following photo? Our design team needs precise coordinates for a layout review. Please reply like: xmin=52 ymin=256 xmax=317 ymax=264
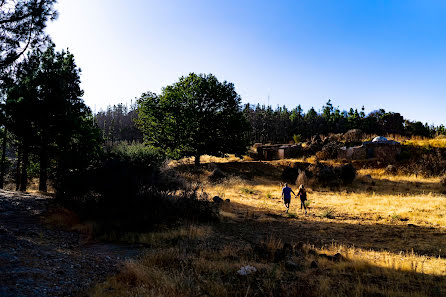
xmin=46 ymin=0 xmax=446 ymax=125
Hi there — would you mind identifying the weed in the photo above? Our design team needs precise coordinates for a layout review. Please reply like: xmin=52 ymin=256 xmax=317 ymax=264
xmin=240 ymin=187 xmax=257 ymax=195
xmin=390 ymin=213 xmax=401 ymax=222
xmin=304 ymin=199 xmax=312 ymax=208
xmin=320 ymin=208 xmax=336 ymax=219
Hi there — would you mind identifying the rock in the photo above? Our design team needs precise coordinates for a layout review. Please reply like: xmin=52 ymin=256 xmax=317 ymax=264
xmin=343 ymin=129 xmax=363 ymax=143
xmin=385 ymin=165 xmax=397 ymax=175
xmin=208 ymin=168 xmax=226 ymax=182
xmin=237 ymin=265 xmax=257 ymax=276
xmin=336 ymin=163 xmax=356 ymax=185
xmin=308 ymin=249 xmax=317 ymax=256
xmin=310 ymin=260 xmax=318 ymax=268
xmin=333 ymin=253 xmax=343 ymax=262
xmin=212 ymin=196 xmax=224 ymax=203
xmin=285 ymin=260 xmax=300 ymax=271
xmin=225 ymin=199 xmax=230 ymax=203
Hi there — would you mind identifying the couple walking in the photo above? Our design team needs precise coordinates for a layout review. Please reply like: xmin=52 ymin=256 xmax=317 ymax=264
xmin=282 ymin=183 xmax=307 ymax=214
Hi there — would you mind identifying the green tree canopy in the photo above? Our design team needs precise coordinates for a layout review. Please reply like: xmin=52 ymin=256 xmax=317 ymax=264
xmin=4 ymin=43 xmax=101 ymax=191
xmin=137 ymin=73 xmax=249 ymax=165
xmin=0 ymin=0 xmax=57 ymax=72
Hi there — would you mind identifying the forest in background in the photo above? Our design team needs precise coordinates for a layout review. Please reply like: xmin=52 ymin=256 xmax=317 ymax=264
xmin=96 ymin=99 xmax=446 ymax=145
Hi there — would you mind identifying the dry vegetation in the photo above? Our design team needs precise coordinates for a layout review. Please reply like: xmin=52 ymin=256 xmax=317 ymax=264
xmin=89 ymin=157 xmax=446 ymax=297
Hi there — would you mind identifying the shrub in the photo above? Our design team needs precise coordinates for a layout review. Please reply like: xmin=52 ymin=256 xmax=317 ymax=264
xmin=55 ymin=144 xmax=217 ymax=235
xmin=293 ymin=134 xmax=301 ymax=144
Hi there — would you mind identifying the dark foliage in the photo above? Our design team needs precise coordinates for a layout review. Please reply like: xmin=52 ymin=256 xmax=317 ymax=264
xmin=3 ymin=43 xmax=101 ymax=191
xmin=95 ymin=103 xmax=142 ymax=144
xmin=399 ymin=145 xmax=446 ymax=177
xmin=243 ymin=100 xmax=445 ymax=144
xmin=136 ymin=73 xmax=250 ymax=165
xmin=0 ymin=0 xmax=57 ymax=75
xmin=56 ymin=145 xmax=218 ymax=233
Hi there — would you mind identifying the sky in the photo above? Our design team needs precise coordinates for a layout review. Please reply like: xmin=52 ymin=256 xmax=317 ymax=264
xmin=45 ymin=0 xmax=446 ymax=125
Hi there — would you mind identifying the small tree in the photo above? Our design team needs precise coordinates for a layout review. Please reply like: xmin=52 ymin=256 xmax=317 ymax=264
xmin=137 ymin=73 xmax=249 ymax=165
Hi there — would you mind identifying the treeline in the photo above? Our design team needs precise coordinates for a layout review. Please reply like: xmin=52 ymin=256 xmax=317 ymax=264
xmin=243 ymin=100 xmax=446 ymax=143
xmin=95 ymin=102 xmax=142 ymax=144
xmin=97 ymin=99 xmax=446 ymax=146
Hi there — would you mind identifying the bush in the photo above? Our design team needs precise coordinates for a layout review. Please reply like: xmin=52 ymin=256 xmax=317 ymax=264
xmin=55 ymin=144 xmax=217 ymax=234
xmin=293 ymin=134 xmax=301 ymax=144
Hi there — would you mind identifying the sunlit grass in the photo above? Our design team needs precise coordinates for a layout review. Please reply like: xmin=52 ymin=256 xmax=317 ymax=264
xmin=90 ymin=162 xmax=446 ymax=297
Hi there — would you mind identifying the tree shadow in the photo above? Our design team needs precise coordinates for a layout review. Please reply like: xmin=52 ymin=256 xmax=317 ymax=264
xmin=344 ymin=175 xmax=444 ymax=196
xmin=218 ymin=201 xmax=446 ymax=259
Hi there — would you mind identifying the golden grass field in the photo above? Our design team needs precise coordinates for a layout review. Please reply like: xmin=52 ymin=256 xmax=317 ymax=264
xmin=88 ymin=157 xmax=445 ymax=297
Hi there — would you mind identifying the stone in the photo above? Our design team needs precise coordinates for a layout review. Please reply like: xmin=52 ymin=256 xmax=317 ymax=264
xmin=285 ymin=260 xmax=300 ymax=271
xmin=385 ymin=165 xmax=397 ymax=175
xmin=310 ymin=260 xmax=318 ymax=268
xmin=208 ymin=168 xmax=226 ymax=182
xmin=333 ymin=253 xmax=343 ymax=262
xmin=212 ymin=196 xmax=224 ymax=203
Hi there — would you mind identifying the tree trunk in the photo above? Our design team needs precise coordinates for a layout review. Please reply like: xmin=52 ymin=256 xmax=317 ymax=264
xmin=15 ymin=145 xmax=21 ymax=191
xmin=39 ymin=142 xmax=48 ymax=192
xmin=194 ymin=153 xmax=201 ymax=167
xmin=19 ymin=144 xmax=28 ymax=192
xmin=0 ymin=128 xmax=7 ymax=189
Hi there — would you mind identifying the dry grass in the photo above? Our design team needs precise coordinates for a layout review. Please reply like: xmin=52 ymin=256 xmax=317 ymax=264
xmin=402 ymin=137 xmax=446 ymax=148
xmin=89 ymin=161 xmax=446 ymax=297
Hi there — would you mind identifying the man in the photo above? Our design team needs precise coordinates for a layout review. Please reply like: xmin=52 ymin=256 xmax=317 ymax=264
xmin=281 ymin=183 xmax=295 ymax=213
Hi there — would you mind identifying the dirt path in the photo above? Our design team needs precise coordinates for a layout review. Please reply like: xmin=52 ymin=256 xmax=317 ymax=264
xmin=0 ymin=190 xmax=142 ymax=297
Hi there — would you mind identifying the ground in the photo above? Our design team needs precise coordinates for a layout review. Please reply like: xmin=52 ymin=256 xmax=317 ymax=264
xmin=2 ymin=158 xmax=446 ymax=296
xmin=89 ymin=158 xmax=446 ymax=297
xmin=0 ymin=190 xmax=142 ymax=297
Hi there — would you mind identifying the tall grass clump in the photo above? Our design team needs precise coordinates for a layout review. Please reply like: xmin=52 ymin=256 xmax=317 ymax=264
xmin=55 ymin=143 xmax=217 ymax=236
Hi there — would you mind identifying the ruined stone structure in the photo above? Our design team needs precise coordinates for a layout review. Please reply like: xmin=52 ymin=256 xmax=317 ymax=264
xmin=255 ymin=136 xmax=401 ymax=162
xmin=257 ymin=144 xmax=302 ymax=160
xmin=363 ymin=137 xmax=401 ymax=163
xmin=338 ymin=136 xmax=401 ymax=162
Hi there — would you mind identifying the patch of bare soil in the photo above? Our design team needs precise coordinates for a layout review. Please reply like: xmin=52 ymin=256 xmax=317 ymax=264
xmin=0 ymin=190 xmax=142 ymax=297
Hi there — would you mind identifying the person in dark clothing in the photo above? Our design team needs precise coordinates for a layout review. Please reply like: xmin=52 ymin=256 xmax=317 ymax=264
xmin=281 ymin=183 xmax=295 ymax=213
xmin=297 ymin=184 xmax=307 ymax=214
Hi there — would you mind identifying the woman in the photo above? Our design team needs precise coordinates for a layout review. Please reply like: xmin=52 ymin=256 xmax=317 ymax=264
xmin=297 ymin=184 xmax=307 ymax=214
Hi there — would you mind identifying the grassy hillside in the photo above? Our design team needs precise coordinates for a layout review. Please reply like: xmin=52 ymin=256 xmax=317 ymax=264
xmin=88 ymin=158 xmax=446 ymax=297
